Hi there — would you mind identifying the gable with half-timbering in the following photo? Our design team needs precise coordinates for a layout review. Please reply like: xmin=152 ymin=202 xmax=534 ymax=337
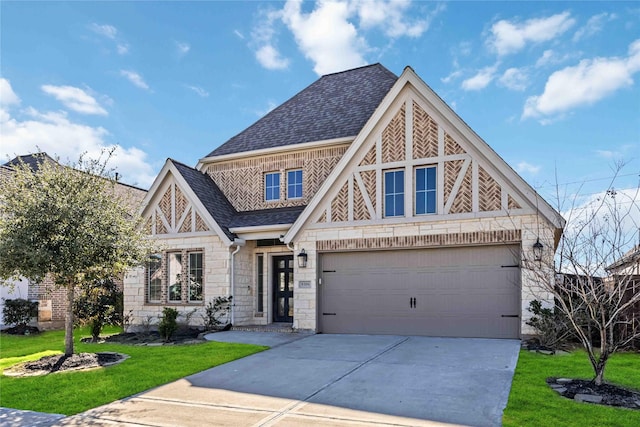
xmin=144 ymin=177 xmax=211 ymax=236
xmin=315 ymin=88 xmax=527 ymax=225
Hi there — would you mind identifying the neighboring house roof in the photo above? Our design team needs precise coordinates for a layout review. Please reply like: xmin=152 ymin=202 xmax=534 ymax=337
xmin=3 ymin=152 xmax=148 ymax=193
xmin=606 ymin=245 xmax=640 ymax=273
xmin=229 ymin=206 xmax=306 ymax=229
xmin=3 ymin=153 xmax=56 ymax=172
xmin=206 ymin=63 xmax=398 ymax=157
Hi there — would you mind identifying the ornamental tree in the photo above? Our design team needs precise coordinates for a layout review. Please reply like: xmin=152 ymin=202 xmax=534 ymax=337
xmin=525 ymin=168 xmax=639 ymax=385
xmin=0 ymin=152 xmax=153 ymax=355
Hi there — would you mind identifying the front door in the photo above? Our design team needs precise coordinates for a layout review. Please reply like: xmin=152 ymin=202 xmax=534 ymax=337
xmin=273 ymin=255 xmax=294 ymax=323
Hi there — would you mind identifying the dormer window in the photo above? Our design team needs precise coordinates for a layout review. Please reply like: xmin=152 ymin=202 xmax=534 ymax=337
xmin=287 ymin=169 xmax=303 ymax=199
xmin=265 ymin=172 xmax=280 ymax=201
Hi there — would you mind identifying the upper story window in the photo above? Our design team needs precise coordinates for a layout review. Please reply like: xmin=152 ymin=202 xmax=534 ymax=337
xmin=415 ymin=166 xmax=437 ymax=215
xmin=384 ymin=169 xmax=405 ymax=217
xmin=287 ymin=169 xmax=303 ymax=199
xmin=265 ymin=172 xmax=280 ymax=201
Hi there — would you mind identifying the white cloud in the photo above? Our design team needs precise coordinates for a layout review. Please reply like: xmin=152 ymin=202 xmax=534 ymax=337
xmin=0 ymin=78 xmax=20 ymax=107
xmin=233 ymin=30 xmax=245 ymax=40
xmin=282 ymin=0 xmax=366 ymax=75
xmin=41 ymin=85 xmax=108 ymax=116
xmin=251 ymin=8 xmax=291 ymax=71
xmin=561 ymin=187 xmax=640 ymax=247
xmin=488 ymin=12 xmax=575 ymax=56
xmin=353 ymin=0 xmax=440 ymax=38
xmin=256 ymin=45 xmax=290 ymax=70
xmin=441 ymin=69 xmax=463 ymax=84
xmin=175 ymin=41 xmax=190 ymax=56
xmin=89 ymin=23 xmax=129 ymax=55
xmin=1 ymin=107 xmax=156 ymax=188
xmin=120 ymin=70 xmax=150 ymax=91
xmin=89 ymin=23 xmax=118 ymax=39
xmin=595 ymin=144 xmax=636 ymax=160
xmin=185 ymin=85 xmax=209 ymax=98
xmin=461 ymin=64 xmax=498 ymax=91
xmin=535 ymin=49 xmax=555 ymax=67
xmin=498 ymin=67 xmax=529 ymax=91
xmin=523 ymin=39 xmax=640 ymax=120
xmin=516 ymin=161 xmax=541 ymax=174
xmin=573 ymin=12 xmax=617 ymax=42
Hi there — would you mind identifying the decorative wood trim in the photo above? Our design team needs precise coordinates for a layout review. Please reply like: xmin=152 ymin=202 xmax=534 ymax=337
xmin=444 ymin=158 xmax=471 ymax=214
xmin=354 ymin=172 xmax=375 ymax=219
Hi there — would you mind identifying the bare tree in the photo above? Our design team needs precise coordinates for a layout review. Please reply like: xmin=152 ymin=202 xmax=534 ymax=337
xmin=527 ymin=165 xmax=640 ymax=385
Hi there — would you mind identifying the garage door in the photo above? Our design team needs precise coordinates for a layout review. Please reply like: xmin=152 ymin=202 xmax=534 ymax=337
xmin=319 ymin=245 xmax=521 ymax=339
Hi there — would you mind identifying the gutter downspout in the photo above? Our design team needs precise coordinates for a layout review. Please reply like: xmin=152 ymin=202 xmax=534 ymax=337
xmin=229 ymin=238 xmax=245 ymax=326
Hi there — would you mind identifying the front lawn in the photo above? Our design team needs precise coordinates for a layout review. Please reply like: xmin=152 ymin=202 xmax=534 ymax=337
xmin=503 ymin=350 xmax=640 ymax=427
xmin=0 ymin=327 xmax=267 ymax=415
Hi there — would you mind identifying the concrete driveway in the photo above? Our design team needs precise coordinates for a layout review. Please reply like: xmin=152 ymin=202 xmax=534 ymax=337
xmin=58 ymin=334 xmax=520 ymax=427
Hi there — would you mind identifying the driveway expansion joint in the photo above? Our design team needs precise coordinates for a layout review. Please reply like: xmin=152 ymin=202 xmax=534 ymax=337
xmin=254 ymin=336 xmax=410 ymax=427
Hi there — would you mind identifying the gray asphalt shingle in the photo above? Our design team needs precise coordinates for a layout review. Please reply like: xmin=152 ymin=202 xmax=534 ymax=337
xmin=207 ymin=63 xmax=397 ymax=157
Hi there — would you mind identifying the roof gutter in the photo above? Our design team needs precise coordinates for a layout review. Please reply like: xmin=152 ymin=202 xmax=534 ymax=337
xmin=196 ymin=136 xmax=354 ymax=171
xmin=229 ymin=238 xmax=245 ymax=326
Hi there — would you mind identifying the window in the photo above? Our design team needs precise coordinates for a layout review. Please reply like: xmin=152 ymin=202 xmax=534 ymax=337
xmin=287 ymin=169 xmax=303 ymax=199
xmin=256 ymin=254 xmax=264 ymax=312
xmin=147 ymin=254 xmax=162 ymax=302
xmin=384 ymin=170 xmax=405 ymax=217
xmin=415 ymin=166 xmax=437 ymax=215
xmin=167 ymin=252 xmax=183 ymax=302
xmin=265 ymin=172 xmax=280 ymax=201
xmin=188 ymin=252 xmax=203 ymax=302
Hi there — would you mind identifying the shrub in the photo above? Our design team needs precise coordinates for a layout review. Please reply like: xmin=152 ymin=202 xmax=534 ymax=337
xmin=73 ymin=279 xmax=122 ymax=341
xmin=158 ymin=307 xmax=179 ymax=342
xmin=202 ymin=296 xmax=233 ymax=330
xmin=2 ymin=298 xmax=38 ymax=328
xmin=526 ymin=300 xmax=574 ymax=350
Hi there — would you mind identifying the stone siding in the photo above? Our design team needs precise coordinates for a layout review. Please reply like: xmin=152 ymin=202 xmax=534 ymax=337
xmin=124 ymin=234 xmax=230 ymax=329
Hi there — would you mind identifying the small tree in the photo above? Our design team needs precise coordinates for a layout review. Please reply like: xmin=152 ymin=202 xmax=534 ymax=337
xmin=73 ymin=278 xmax=122 ymax=341
xmin=0 ymin=151 xmax=153 ymax=355
xmin=527 ymin=169 xmax=640 ymax=385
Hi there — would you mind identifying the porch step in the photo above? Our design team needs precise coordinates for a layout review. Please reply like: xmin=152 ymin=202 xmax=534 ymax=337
xmin=230 ymin=323 xmax=295 ymax=333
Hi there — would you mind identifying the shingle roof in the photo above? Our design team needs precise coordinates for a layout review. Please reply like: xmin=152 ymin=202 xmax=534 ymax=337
xmin=171 ymin=160 xmax=237 ymax=240
xmin=229 ymin=206 xmax=306 ymax=229
xmin=4 ymin=153 xmax=56 ymax=171
xmin=207 ymin=63 xmax=398 ymax=157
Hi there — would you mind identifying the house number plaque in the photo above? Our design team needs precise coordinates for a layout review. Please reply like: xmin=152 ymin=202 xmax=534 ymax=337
xmin=298 ymin=281 xmax=311 ymax=289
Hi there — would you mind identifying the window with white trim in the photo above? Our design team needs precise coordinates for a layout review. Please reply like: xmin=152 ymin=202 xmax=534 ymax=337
xmin=265 ymin=172 xmax=280 ymax=201
xmin=415 ymin=166 xmax=437 ymax=215
xmin=287 ymin=169 xmax=303 ymax=199
xmin=384 ymin=169 xmax=405 ymax=217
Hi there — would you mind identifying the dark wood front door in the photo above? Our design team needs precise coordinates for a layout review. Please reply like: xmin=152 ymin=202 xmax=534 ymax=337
xmin=273 ymin=255 xmax=294 ymax=323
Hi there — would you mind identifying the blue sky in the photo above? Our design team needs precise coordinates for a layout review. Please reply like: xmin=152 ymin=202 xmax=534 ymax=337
xmin=1 ymin=1 xmax=639 ymax=221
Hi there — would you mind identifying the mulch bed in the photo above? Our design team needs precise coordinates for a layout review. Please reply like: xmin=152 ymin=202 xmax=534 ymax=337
xmin=81 ymin=328 xmax=207 ymax=345
xmin=4 ymin=352 xmax=128 ymax=377
xmin=548 ymin=378 xmax=640 ymax=410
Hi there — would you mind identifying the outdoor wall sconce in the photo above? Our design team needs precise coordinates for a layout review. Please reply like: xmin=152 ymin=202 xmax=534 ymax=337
xmin=533 ymin=238 xmax=544 ymax=262
xmin=297 ymin=249 xmax=308 ymax=268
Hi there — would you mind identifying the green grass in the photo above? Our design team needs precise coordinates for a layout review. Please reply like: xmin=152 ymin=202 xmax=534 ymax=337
xmin=503 ymin=350 xmax=640 ymax=427
xmin=0 ymin=326 xmax=267 ymax=415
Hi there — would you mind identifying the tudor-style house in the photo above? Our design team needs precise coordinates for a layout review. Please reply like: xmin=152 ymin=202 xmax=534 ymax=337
xmin=125 ymin=64 xmax=564 ymax=339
